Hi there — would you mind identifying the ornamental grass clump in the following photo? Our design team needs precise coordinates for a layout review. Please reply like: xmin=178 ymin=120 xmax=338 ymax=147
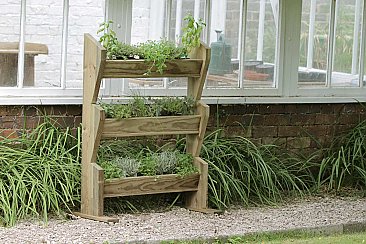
xmin=317 ymin=118 xmax=366 ymax=191
xmin=0 ymin=119 xmax=81 ymax=226
xmin=175 ymin=129 xmax=314 ymax=209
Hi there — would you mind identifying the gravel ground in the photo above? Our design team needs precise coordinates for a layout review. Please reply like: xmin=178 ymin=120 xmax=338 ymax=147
xmin=1 ymin=196 xmax=366 ymax=243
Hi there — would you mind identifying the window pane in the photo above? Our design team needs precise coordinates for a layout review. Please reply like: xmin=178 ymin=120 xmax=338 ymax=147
xmin=243 ymin=0 xmax=277 ymax=88
xmin=24 ymin=0 xmax=64 ymax=87
xmin=66 ymin=1 xmax=105 ymax=88
xmin=127 ymin=0 xmax=168 ymax=89
xmin=207 ymin=0 xmax=241 ymax=88
xmin=206 ymin=0 xmax=278 ymax=89
xmin=0 ymin=1 xmax=20 ymax=87
xmin=331 ymin=0 xmax=362 ymax=87
xmin=299 ymin=0 xmax=329 ymax=87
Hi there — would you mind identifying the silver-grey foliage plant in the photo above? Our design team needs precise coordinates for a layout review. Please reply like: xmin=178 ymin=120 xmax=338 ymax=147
xmin=155 ymin=151 xmax=178 ymax=175
xmin=115 ymin=157 xmax=141 ymax=177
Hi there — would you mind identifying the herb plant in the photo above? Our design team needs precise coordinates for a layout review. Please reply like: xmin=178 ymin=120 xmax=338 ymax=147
xmin=97 ymin=21 xmax=141 ymax=60
xmin=155 ymin=151 xmax=179 ymax=175
xmin=181 ymin=13 xmax=206 ymax=53
xmin=97 ymin=13 xmax=205 ymax=73
xmin=99 ymin=96 xmax=195 ymax=119
xmin=138 ymin=40 xmax=187 ymax=74
xmin=115 ymin=157 xmax=141 ymax=177
xmin=153 ymin=96 xmax=195 ymax=116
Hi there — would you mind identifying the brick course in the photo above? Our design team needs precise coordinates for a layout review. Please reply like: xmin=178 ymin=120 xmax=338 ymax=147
xmin=0 ymin=103 xmax=364 ymax=153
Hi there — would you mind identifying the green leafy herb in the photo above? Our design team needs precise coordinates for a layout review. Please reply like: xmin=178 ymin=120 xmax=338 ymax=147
xmin=181 ymin=13 xmax=206 ymax=54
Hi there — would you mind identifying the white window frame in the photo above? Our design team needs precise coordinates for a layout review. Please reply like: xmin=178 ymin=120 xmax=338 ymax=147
xmin=0 ymin=0 xmax=365 ymax=105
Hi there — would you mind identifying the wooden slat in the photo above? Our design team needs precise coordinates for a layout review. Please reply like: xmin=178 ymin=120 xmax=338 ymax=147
xmin=187 ymin=101 xmax=210 ymax=157
xmin=185 ymin=157 xmax=208 ymax=210
xmin=91 ymin=163 xmax=104 ymax=216
xmin=103 ymin=59 xmax=203 ymax=78
xmin=81 ymin=34 xmax=106 ymax=216
xmin=102 ymin=115 xmax=201 ymax=138
xmin=73 ymin=212 xmax=119 ymax=223
xmin=187 ymin=42 xmax=211 ymax=101
xmin=0 ymin=42 xmax=48 ymax=54
xmin=104 ymin=174 xmax=200 ymax=198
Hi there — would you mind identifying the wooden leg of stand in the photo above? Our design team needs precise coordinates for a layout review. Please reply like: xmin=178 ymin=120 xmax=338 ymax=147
xmin=185 ymin=157 xmax=208 ymax=210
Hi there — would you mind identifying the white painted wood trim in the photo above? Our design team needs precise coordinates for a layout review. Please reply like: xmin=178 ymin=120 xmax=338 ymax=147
xmin=60 ymin=0 xmax=69 ymax=89
xmin=17 ymin=0 xmax=26 ymax=88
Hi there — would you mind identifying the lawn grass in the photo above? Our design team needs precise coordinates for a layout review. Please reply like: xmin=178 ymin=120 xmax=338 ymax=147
xmin=168 ymin=231 xmax=366 ymax=244
xmin=244 ymin=231 xmax=366 ymax=244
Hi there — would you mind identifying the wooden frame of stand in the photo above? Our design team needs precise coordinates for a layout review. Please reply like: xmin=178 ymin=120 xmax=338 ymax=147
xmin=75 ymin=34 xmax=211 ymax=222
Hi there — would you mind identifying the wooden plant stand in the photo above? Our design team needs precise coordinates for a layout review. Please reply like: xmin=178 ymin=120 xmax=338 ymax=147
xmin=75 ymin=34 xmax=211 ymax=222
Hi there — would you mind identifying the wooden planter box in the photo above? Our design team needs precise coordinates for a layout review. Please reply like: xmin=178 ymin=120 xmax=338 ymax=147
xmin=103 ymin=59 xmax=203 ymax=78
xmin=102 ymin=114 xmax=202 ymax=138
xmin=79 ymin=34 xmax=211 ymax=222
xmin=104 ymin=173 xmax=200 ymax=198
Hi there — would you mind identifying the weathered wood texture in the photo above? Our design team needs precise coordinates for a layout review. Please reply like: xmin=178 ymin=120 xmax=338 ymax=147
xmin=92 ymin=163 xmax=104 ymax=217
xmin=186 ymin=102 xmax=210 ymax=157
xmin=185 ymin=157 xmax=209 ymax=209
xmin=104 ymin=59 xmax=203 ymax=78
xmin=104 ymin=173 xmax=200 ymax=198
xmin=73 ymin=212 xmax=119 ymax=223
xmin=0 ymin=42 xmax=48 ymax=54
xmin=102 ymin=115 xmax=201 ymax=138
xmin=187 ymin=43 xmax=211 ymax=101
xmin=80 ymin=35 xmax=211 ymax=221
xmin=80 ymin=34 xmax=106 ymax=215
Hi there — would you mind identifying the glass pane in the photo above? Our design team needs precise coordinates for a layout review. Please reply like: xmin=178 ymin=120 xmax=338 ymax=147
xmin=242 ymin=0 xmax=277 ymax=88
xmin=206 ymin=0 xmax=241 ymax=88
xmin=166 ymin=0 xmax=195 ymax=89
xmin=24 ymin=0 xmax=64 ymax=87
xmin=66 ymin=1 xmax=105 ymax=88
xmin=169 ymin=0 xmax=195 ymax=43
xmin=331 ymin=0 xmax=362 ymax=87
xmin=298 ymin=0 xmax=330 ymax=88
xmin=128 ymin=0 xmax=168 ymax=89
xmin=0 ymin=1 xmax=20 ymax=87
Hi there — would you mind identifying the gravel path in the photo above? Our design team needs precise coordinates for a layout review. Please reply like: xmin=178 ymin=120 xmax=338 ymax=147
xmin=1 ymin=197 xmax=366 ymax=243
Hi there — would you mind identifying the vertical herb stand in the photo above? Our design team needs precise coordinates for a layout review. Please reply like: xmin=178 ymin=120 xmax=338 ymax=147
xmin=75 ymin=34 xmax=211 ymax=222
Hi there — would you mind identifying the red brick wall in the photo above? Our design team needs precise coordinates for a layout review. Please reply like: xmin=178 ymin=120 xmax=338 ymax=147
xmin=0 ymin=103 xmax=364 ymax=153
xmin=208 ymin=103 xmax=366 ymax=153
xmin=0 ymin=105 xmax=82 ymax=138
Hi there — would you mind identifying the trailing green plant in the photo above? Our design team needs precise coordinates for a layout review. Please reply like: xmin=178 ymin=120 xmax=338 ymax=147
xmin=175 ymin=153 xmax=197 ymax=177
xmin=181 ymin=13 xmax=206 ymax=53
xmin=0 ymin=118 xmax=81 ymax=226
xmin=99 ymin=160 xmax=124 ymax=179
xmin=317 ymin=118 xmax=366 ymax=191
